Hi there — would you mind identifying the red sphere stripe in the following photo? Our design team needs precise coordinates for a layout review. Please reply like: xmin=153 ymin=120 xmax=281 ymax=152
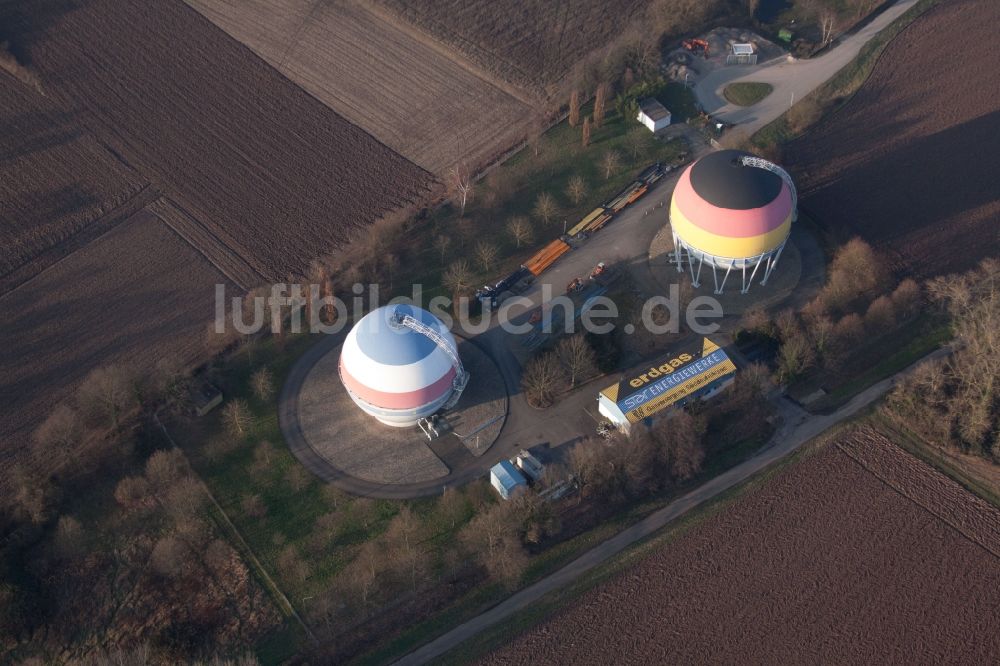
xmin=339 ymin=359 xmax=456 ymax=410
xmin=672 ymin=165 xmax=792 ymax=238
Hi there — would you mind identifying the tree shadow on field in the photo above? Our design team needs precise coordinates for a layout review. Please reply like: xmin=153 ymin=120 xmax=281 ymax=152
xmin=0 ymin=0 xmax=77 ymax=64
xmin=797 ymin=109 xmax=1000 ymax=264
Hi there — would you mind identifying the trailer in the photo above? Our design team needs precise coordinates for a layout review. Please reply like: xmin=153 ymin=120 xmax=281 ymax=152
xmin=567 ymin=207 xmax=610 ymax=237
xmin=523 ymin=239 xmax=571 ymax=276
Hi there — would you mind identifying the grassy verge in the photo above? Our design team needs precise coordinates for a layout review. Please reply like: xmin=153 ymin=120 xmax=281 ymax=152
xmin=874 ymin=414 xmax=1000 ymax=509
xmin=752 ymin=0 xmax=941 ymax=151
xmin=434 ymin=431 xmax=837 ymax=664
xmin=723 ymin=82 xmax=773 ymax=107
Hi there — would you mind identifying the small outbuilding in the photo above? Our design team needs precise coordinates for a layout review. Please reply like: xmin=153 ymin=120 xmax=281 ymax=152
xmin=637 ymin=98 xmax=672 ymax=133
xmin=490 ymin=460 xmax=527 ymax=500
xmin=727 ymin=43 xmax=758 ymax=65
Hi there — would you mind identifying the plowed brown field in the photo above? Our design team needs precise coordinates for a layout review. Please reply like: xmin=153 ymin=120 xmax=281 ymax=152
xmin=788 ymin=0 xmax=1000 ymax=278
xmin=17 ymin=0 xmax=432 ymax=281
xmin=372 ymin=0 xmax=648 ymax=96
xmin=184 ymin=0 xmax=532 ymax=174
xmin=484 ymin=428 xmax=1000 ymax=664
xmin=0 ymin=71 xmax=148 ymax=289
xmin=0 ymin=205 xmax=231 ymax=470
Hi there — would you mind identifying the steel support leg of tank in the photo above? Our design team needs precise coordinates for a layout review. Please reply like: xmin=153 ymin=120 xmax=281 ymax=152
xmin=673 ymin=231 xmax=684 ymax=273
xmin=744 ymin=254 xmax=766 ymax=293
xmin=760 ymin=242 xmax=785 ymax=286
xmin=715 ymin=259 xmax=735 ymax=294
xmin=690 ymin=251 xmax=704 ymax=289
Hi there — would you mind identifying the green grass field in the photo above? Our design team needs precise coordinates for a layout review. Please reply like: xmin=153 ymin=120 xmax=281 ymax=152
xmin=723 ymin=82 xmax=773 ymax=107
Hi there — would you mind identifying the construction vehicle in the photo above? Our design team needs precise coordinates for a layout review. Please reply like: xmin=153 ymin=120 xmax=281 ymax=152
xmin=388 ymin=308 xmax=469 ymax=410
xmin=589 ymin=262 xmax=607 ymax=280
xmin=682 ymin=38 xmax=710 ymax=58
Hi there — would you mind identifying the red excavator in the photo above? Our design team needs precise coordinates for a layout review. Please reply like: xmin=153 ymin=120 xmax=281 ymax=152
xmin=682 ymin=38 xmax=710 ymax=58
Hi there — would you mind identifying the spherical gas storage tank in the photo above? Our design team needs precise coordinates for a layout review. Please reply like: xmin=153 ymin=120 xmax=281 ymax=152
xmin=669 ymin=149 xmax=796 ymax=293
xmin=339 ymin=304 xmax=461 ymax=427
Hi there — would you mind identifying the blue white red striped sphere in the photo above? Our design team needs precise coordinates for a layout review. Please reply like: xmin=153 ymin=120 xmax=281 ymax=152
xmin=339 ymin=305 xmax=458 ymax=427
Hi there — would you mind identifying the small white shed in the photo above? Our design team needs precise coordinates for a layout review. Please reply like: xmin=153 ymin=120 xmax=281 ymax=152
xmin=637 ymin=98 xmax=671 ymax=133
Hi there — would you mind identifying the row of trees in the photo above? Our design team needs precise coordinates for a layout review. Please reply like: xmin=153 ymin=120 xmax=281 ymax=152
xmin=741 ymin=238 xmax=922 ymax=384
xmin=884 ymin=259 xmax=1000 ymax=460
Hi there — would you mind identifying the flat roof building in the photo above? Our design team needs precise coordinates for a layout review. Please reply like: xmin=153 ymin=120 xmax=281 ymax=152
xmin=637 ymin=98 xmax=672 ymax=133
xmin=598 ymin=338 xmax=736 ymax=432
xmin=491 ymin=460 xmax=528 ymax=500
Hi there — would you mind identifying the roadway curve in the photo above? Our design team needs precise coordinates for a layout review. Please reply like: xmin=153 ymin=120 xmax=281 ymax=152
xmin=394 ymin=345 xmax=951 ymax=665
xmin=694 ymin=0 xmax=920 ymax=134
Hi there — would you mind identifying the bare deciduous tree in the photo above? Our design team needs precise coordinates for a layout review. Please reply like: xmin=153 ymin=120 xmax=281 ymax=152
xmin=556 ymin=334 xmax=598 ymax=388
xmin=241 ymin=493 xmax=267 ymax=519
xmin=582 ymin=115 xmax=591 ymax=147
xmin=521 ymin=351 xmax=566 ymax=408
xmin=474 ymin=240 xmax=499 ymax=272
xmin=442 ymin=259 xmax=474 ymax=297
xmin=150 ymin=535 xmax=190 ymax=578
xmin=77 ymin=365 xmax=135 ymax=429
xmin=533 ymin=192 xmax=558 ymax=226
xmin=145 ymin=448 xmax=186 ymax=493
xmin=460 ymin=500 xmax=528 ymax=588
xmin=602 ymin=150 xmax=622 ymax=179
xmin=566 ymin=174 xmax=587 ymax=205
xmin=434 ymin=234 xmax=452 ymax=266
xmin=114 ymin=475 xmax=153 ymax=510
xmin=447 ymin=162 xmax=474 ymax=216
xmin=437 ymin=486 xmax=467 ymax=528
xmin=506 ymin=216 xmax=534 ymax=248
xmin=33 ymin=404 xmax=81 ymax=463
xmin=54 ymin=515 xmax=86 ymax=559
xmin=223 ymin=399 xmax=253 ymax=438
xmin=250 ymin=367 xmax=274 ymax=402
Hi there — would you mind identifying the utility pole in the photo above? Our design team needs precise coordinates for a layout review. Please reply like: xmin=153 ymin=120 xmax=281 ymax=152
xmin=790 ymin=91 xmax=795 ymax=108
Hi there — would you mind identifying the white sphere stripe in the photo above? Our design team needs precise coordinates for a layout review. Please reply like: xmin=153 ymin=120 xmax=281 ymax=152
xmin=340 ymin=362 xmax=457 ymax=410
xmin=340 ymin=323 xmax=455 ymax=394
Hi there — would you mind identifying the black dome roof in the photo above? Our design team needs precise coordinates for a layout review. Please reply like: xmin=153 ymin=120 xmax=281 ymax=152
xmin=689 ymin=150 xmax=783 ymax=210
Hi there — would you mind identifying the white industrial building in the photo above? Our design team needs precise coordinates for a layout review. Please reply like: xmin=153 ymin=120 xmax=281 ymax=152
xmin=637 ymin=98 xmax=671 ymax=133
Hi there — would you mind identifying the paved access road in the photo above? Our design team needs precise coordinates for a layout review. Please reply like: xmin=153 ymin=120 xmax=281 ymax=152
xmin=694 ymin=0 xmax=919 ymax=134
xmin=393 ymin=345 xmax=950 ymax=665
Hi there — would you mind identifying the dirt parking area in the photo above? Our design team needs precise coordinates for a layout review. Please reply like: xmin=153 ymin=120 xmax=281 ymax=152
xmin=787 ymin=0 xmax=1000 ymax=278
xmin=484 ymin=427 xmax=1000 ymax=664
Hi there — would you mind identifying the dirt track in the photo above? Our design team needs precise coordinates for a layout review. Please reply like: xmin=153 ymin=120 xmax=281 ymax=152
xmin=482 ymin=428 xmax=1000 ymax=664
xmin=17 ymin=0 xmax=433 ymax=281
xmin=787 ymin=0 xmax=1000 ymax=278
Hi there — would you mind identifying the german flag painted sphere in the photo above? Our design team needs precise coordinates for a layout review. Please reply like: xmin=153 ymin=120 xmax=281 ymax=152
xmin=670 ymin=150 xmax=793 ymax=263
